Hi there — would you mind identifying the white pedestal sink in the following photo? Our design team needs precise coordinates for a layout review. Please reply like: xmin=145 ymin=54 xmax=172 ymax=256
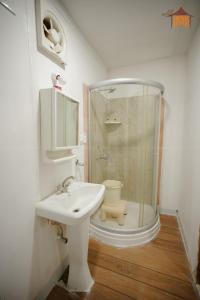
xmin=36 ymin=181 xmax=105 ymax=292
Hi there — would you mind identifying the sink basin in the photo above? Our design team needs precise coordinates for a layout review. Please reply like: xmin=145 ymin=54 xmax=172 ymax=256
xmin=36 ymin=181 xmax=105 ymax=292
xmin=36 ymin=181 xmax=105 ymax=225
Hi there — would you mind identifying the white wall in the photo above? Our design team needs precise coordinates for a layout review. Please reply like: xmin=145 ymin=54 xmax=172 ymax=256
xmin=0 ymin=1 xmax=107 ymax=299
xmin=178 ymin=24 xmax=200 ymax=275
xmin=109 ymin=55 xmax=186 ymax=212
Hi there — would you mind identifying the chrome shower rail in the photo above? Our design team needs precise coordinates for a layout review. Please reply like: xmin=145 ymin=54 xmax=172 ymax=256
xmin=89 ymin=78 xmax=165 ymax=94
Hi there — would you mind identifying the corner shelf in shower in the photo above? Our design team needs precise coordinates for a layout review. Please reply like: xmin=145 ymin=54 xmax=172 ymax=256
xmin=104 ymin=121 xmax=121 ymax=125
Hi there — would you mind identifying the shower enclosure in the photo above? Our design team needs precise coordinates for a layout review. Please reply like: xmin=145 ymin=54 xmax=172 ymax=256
xmin=88 ymin=78 xmax=164 ymax=246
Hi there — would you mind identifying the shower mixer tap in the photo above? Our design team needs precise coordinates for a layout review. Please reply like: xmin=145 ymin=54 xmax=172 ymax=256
xmin=98 ymin=154 xmax=108 ymax=160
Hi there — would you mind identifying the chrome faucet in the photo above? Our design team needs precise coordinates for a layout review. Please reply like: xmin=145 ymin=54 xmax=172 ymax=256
xmin=98 ymin=154 xmax=108 ymax=160
xmin=56 ymin=176 xmax=75 ymax=194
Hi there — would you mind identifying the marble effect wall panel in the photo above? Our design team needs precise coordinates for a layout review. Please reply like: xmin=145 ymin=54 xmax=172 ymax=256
xmin=90 ymin=91 xmax=107 ymax=183
xmin=90 ymin=93 xmax=160 ymax=207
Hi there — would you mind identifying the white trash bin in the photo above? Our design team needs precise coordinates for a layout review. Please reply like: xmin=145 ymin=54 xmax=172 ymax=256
xmin=102 ymin=180 xmax=122 ymax=206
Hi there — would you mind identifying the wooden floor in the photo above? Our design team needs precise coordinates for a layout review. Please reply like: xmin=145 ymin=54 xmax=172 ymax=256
xmin=47 ymin=215 xmax=198 ymax=300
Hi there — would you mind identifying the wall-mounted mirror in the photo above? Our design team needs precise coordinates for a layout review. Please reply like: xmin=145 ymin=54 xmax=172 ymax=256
xmin=56 ymin=93 xmax=79 ymax=147
xmin=40 ymin=88 xmax=79 ymax=162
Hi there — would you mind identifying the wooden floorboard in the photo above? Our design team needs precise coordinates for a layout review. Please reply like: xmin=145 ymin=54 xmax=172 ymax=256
xmin=88 ymin=249 xmax=195 ymax=300
xmin=89 ymin=239 xmax=191 ymax=282
xmin=46 ymin=283 xmax=134 ymax=300
xmin=47 ymin=285 xmax=80 ymax=300
xmin=89 ymin=263 xmax=183 ymax=300
xmin=47 ymin=215 xmax=198 ymax=300
xmin=160 ymin=214 xmax=179 ymax=228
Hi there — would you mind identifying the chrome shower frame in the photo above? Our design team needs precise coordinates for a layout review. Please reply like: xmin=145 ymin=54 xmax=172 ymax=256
xmin=89 ymin=78 xmax=165 ymax=94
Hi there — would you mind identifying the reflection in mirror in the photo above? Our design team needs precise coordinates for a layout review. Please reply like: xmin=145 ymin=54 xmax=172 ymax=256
xmin=56 ymin=93 xmax=79 ymax=147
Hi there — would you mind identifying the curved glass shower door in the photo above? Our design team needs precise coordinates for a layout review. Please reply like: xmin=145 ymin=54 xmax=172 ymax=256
xmin=89 ymin=82 xmax=162 ymax=233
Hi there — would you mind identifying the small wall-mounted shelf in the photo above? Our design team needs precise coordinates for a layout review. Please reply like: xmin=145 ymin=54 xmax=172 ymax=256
xmin=104 ymin=121 xmax=121 ymax=125
xmin=45 ymin=154 xmax=77 ymax=164
xmin=44 ymin=150 xmax=77 ymax=164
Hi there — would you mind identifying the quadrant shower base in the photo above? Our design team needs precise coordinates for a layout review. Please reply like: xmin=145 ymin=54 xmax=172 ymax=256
xmin=90 ymin=202 xmax=160 ymax=247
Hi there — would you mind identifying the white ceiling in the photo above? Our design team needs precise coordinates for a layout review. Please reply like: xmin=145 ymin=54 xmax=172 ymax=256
xmin=60 ymin=0 xmax=200 ymax=69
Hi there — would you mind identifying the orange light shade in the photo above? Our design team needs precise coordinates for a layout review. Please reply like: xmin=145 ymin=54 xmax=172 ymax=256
xmin=172 ymin=15 xmax=191 ymax=28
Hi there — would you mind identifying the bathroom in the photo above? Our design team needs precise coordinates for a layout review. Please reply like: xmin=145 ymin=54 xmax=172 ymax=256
xmin=0 ymin=0 xmax=200 ymax=299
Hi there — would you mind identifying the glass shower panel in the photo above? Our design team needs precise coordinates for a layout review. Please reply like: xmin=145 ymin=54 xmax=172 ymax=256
xmin=90 ymin=91 xmax=107 ymax=184
xmin=89 ymin=84 xmax=161 ymax=231
xmin=137 ymin=87 xmax=161 ymax=227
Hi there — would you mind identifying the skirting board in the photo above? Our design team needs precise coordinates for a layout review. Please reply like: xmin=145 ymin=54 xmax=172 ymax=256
xmin=36 ymin=256 xmax=69 ymax=300
xmin=159 ymin=208 xmax=178 ymax=216
xmin=177 ymin=212 xmax=200 ymax=298
xmin=159 ymin=208 xmax=200 ymax=298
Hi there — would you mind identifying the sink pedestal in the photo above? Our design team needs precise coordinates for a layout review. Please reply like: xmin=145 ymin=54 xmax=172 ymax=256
xmin=67 ymin=218 xmax=94 ymax=292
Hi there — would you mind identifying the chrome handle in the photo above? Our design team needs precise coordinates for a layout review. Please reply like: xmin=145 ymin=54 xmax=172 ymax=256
xmin=97 ymin=155 xmax=108 ymax=160
xmin=76 ymin=159 xmax=84 ymax=166
xmin=0 ymin=1 xmax=16 ymax=15
xmin=56 ymin=184 xmax=63 ymax=194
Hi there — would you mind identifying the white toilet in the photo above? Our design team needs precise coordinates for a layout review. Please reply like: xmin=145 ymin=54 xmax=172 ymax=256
xmin=100 ymin=180 xmax=127 ymax=225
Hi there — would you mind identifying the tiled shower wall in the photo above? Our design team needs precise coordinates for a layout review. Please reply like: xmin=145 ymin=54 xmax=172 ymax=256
xmin=90 ymin=93 xmax=160 ymax=205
